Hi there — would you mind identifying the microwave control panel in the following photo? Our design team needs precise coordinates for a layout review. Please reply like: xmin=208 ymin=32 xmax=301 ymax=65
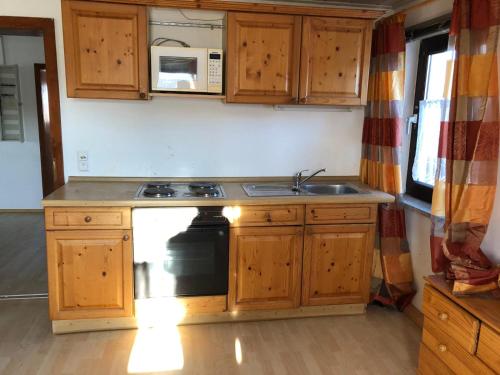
xmin=207 ymin=49 xmax=223 ymax=94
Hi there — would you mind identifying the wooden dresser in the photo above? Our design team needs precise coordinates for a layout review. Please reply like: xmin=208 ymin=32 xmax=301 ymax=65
xmin=418 ymin=275 xmax=500 ymax=375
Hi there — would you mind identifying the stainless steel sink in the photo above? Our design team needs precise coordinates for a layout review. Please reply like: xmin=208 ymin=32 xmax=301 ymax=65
xmin=242 ymin=183 xmax=365 ymax=197
xmin=242 ymin=184 xmax=298 ymax=197
xmin=301 ymin=184 xmax=360 ymax=195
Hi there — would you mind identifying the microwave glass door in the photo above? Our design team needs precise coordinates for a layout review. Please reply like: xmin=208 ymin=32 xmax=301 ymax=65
xmin=158 ymin=56 xmax=198 ymax=90
xmin=151 ymin=46 xmax=208 ymax=92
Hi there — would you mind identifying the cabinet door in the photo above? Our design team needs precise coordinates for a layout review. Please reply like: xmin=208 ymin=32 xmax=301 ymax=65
xmin=228 ymin=226 xmax=303 ymax=311
xmin=302 ymin=224 xmax=375 ymax=305
xmin=226 ymin=12 xmax=302 ymax=104
xmin=62 ymin=0 xmax=148 ymax=99
xmin=46 ymin=230 xmax=133 ymax=320
xmin=299 ymin=16 xmax=372 ymax=106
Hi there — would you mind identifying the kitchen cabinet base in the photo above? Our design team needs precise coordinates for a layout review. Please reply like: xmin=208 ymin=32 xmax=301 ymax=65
xmin=51 ymin=303 xmax=366 ymax=334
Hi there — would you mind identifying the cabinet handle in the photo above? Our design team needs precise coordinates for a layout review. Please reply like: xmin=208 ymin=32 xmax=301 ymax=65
xmin=438 ymin=344 xmax=447 ymax=353
xmin=438 ymin=312 xmax=449 ymax=321
xmin=123 ymin=234 xmax=129 ymax=241
xmin=266 ymin=212 xmax=272 ymax=222
xmin=84 ymin=216 xmax=92 ymax=223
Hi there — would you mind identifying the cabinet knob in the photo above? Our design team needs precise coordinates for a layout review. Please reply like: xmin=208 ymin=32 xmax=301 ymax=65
xmin=139 ymin=92 xmax=147 ymax=99
xmin=438 ymin=312 xmax=449 ymax=321
xmin=299 ymin=97 xmax=306 ymax=104
xmin=438 ymin=344 xmax=447 ymax=353
xmin=123 ymin=234 xmax=129 ymax=241
xmin=84 ymin=216 xmax=92 ymax=223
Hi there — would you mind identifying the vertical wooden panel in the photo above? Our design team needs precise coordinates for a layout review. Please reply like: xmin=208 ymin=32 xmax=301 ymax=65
xmin=477 ymin=324 xmax=500 ymax=373
xmin=302 ymin=224 xmax=375 ymax=305
xmin=226 ymin=12 xmax=301 ymax=104
xmin=62 ymin=0 xmax=148 ymax=99
xmin=228 ymin=226 xmax=303 ymax=311
xmin=299 ymin=16 xmax=372 ymax=105
xmin=46 ymin=230 xmax=133 ymax=320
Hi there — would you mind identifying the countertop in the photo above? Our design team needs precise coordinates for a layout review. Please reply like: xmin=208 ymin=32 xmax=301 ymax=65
xmin=42 ymin=177 xmax=395 ymax=207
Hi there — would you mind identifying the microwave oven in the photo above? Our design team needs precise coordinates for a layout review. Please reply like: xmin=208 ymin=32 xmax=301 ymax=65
xmin=150 ymin=46 xmax=223 ymax=94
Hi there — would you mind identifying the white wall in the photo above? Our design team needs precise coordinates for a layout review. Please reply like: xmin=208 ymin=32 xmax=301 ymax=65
xmin=0 ymin=1 xmax=364 ymax=185
xmin=0 ymin=35 xmax=45 ymax=209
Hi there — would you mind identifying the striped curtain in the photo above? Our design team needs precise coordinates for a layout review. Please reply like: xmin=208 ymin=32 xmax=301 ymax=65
xmin=360 ymin=14 xmax=415 ymax=310
xmin=430 ymin=0 xmax=500 ymax=295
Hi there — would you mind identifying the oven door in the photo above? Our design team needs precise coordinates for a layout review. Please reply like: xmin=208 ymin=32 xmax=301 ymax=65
xmin=150 ymin=46 xmax=208 ymax=92
xmin=133 ymin=208 xmax=228 ymax=299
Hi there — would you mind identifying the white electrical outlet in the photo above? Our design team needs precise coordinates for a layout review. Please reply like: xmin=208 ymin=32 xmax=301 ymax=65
xmin=77 ymin=151 xmax=89 ymax=172
xmin=78 ymin=160 xmax=89 ymax=171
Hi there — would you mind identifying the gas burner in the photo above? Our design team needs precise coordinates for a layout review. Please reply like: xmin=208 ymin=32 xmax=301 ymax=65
xmin=143 ymin=187 xmax=176 ymax=198
xmin=146 ymin=182 xmax=171 ymax=189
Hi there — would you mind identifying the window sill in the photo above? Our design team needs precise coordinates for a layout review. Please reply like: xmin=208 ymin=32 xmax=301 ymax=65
xmin=401 ymin=194 xmax=432 ymax=218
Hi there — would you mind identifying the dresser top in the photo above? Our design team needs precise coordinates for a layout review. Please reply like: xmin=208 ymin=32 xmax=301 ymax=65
xmin=426 ymin=275 xmax=500 ymax=333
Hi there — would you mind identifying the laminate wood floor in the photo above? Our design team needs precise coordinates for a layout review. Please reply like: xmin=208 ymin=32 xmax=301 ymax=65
xmin=0 ymin=299 xmax=421 ymax=375
xmin=0 ymin=213 xmax=47 ymax=296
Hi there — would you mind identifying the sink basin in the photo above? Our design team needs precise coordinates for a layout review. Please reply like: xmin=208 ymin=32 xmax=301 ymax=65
xmin=242 ymin=183 xmax=363 ymax=197
xmin=301 ymin=184 xmax=360 ymax=195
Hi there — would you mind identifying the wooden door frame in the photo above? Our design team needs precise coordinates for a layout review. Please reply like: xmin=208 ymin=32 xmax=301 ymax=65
xmin=0 ymin=16 xmax=64 ymax=196
xmin=34 ymin=63 xmax=52 ymax=197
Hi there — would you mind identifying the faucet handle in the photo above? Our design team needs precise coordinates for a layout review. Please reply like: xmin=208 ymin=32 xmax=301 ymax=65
xmin=296 ymin=169 xmax=309 ymax=178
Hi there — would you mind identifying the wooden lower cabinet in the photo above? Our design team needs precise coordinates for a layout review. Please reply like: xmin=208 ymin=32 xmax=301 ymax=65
xmin=228 ymin=226 xmax=304 ymax=311
xmin=302 ymin=224 xmax=375 ymax=305
xmin=46 ymin=229 xmax=133 ymax=320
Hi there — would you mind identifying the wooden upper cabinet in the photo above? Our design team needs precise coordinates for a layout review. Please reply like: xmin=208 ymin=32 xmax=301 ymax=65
xmin=302 ymin=224 xmax=375 ymax=306
xmin=226 ymin=12 xmax=302 ymax=104
xmin=299 ymin=16 xmax=372 ymax=105
xmin=62 ymin=0 xmax=148 ymax=99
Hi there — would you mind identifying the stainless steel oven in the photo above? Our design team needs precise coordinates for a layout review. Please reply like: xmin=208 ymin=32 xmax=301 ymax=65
xmin=132 ymin=207 xmax=229 ymax=299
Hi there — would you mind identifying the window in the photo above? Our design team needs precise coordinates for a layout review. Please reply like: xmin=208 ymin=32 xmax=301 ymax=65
xmin=406 ymin=33 xmax=450 ymax=203
xmin=0 ymin=64 xmax=24 ymax=142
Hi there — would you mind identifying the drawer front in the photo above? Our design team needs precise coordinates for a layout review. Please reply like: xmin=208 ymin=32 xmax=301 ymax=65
xmin=45 ymin=207 xmax=131 ymax=230
xmin=230 ymin=205 xmax=304 ymax=227
xmin=422 ymin=318 xmax=494 ymax=375
xmin=418 ymin=343 xmax=454 ymax=375
xmin=305 ymin=204 xmax=377 ymax=224
xmin=477 ymin=324 xmax=500 ymax=373
xmin=423 ymin=285 xmax=480 ymax=354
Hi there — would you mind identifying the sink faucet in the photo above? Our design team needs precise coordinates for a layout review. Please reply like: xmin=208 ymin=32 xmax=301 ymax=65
xmin=293 ymin=168 xmax=326 ymax=191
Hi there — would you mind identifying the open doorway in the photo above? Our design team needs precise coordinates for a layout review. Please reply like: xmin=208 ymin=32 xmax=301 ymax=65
xmin=0 ymin=17 xmax=64 ymax=298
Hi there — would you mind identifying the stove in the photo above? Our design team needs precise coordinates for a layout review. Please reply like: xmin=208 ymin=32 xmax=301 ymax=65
xmin=135 ymin=182 xmax=225 ymax=199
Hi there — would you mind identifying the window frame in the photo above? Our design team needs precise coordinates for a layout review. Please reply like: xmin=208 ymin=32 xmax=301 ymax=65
xmin=406 ymin=32 xmax=449 ymax=203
